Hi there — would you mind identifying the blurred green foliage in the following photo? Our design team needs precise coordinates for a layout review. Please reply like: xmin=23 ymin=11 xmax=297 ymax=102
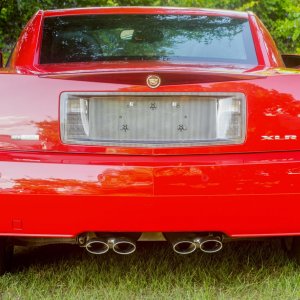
xmin=0 ymin=0 xmax=299 ymax=60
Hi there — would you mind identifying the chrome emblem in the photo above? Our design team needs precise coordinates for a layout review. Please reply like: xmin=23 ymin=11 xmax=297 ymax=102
xmin=261 ymin=135 xmax=297 ymax=140
xmin=146 ymin=75 xmax=161 ymax=89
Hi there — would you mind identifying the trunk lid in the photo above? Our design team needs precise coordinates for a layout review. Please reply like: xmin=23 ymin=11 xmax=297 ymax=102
xmin=1 ymin=66 xmax=300 ymax=155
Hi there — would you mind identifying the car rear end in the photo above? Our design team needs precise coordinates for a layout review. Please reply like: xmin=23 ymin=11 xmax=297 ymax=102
xmin=1 ymin=8 xmax=300 ymax=266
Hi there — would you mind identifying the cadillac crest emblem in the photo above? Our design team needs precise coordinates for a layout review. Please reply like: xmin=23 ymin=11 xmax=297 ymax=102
xmin=146 ymin=75 xmax=161 ymax=88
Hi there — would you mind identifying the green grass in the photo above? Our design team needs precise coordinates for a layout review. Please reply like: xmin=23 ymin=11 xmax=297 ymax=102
xmin=0 ymin=240 xmax=299 ymax=300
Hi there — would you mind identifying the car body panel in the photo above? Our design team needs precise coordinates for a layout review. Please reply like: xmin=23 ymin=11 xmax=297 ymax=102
xmin=1 ymin=151 xmax=300 ymax=237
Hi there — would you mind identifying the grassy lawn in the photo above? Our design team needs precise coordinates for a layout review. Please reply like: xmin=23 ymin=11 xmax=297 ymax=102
xmin=0 ymin=240 xmax=299 ymax=299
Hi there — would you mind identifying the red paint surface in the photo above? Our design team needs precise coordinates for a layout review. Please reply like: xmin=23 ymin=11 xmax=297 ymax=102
xmin=1 ymin=7 xmax=300 ymax=239
xmin=1 ymin=151 xmax=300 ymax=237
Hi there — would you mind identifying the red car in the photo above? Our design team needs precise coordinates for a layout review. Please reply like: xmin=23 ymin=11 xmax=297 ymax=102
xmin=1 ymin=6 xmax=300 ymax=273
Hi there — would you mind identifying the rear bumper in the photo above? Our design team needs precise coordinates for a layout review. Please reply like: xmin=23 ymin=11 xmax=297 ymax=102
xmin=1 ymin=151 xmax=300 ymax=238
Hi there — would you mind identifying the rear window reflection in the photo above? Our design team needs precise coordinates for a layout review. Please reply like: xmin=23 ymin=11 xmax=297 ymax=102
xmin=40 ymin=14 xmax=257 ymax=65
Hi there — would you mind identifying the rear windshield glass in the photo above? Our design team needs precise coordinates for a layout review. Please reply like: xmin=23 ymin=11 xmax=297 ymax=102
xmin=40 ymin=14 xmax=257 ymax=65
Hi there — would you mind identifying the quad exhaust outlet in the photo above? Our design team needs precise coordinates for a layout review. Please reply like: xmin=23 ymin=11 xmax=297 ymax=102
xmin=81 ymin=233 xmax=223 ymax=256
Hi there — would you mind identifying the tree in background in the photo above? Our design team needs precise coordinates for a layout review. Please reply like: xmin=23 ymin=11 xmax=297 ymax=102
xmin=0 ymin=0 xmax=299 ymax=60
xmin=208 ymin=0 xmax=300 ymax=54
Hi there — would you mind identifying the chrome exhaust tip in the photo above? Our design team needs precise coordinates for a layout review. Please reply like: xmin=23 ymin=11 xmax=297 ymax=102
xmin=85 ymin=238 xmax=110 ymax=255
xmin=198 ymin=237 xmax=223 ymax=253
xmin=112 ymin=238 xmax=136 ymax=255
xmin=173 ymin=240 xmax=197 ymax=255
